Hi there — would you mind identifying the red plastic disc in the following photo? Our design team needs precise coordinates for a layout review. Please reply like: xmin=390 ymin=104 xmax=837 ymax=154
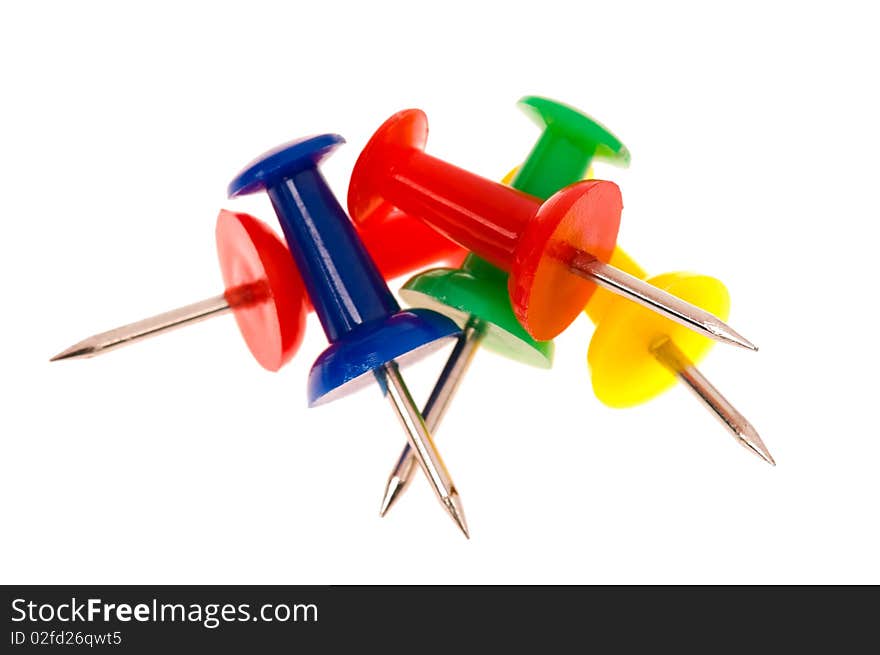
xmin=348 ymin=109 xmax=429 ymax=227
xmin=215 ymin=210 xmax=308 ymax=371
xmin=510 ymin=180 xmax=622 ymax=341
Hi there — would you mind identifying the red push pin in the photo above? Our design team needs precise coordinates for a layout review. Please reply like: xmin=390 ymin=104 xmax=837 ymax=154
xmin=50 ymin=209 xmax=465 ymax=368
xmin=349 ymin=109 xmax=755 ymax=348
xmin=51 ymin=210 xmax=307 ymax=370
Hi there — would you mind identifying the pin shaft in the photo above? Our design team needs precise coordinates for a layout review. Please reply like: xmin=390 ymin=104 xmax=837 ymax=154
xmin=570 ymin=253 xmax=757 ymax=351
xmin=651 ymin=337 xmax=774 ymax=465
xmin=380 ymin=318 xmax=486 ymax=516
xmin=378 ymin=361 xmax=469 ymax=537
xmin=50 ymin=293 xmax=233 ymax=361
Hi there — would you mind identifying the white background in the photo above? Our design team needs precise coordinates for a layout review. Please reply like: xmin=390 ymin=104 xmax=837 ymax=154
xmin=2 ymin=1 xmax=878 ymax=584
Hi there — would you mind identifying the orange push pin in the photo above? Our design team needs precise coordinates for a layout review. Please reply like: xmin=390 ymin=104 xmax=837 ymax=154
xmin=587 ymin=249 xmax=774 ymax=465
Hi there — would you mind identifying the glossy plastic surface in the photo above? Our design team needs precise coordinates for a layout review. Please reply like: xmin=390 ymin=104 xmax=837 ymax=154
xmin=213 ymin=203 xmax=464 ymax=372
xmin=488 ymin=98 xmax=726 ymax=407
xmin=400 ymin=255 xmax=554 ymax=368
xmin=506 ymin=97 xmax=632 ymax=335
xmin=346 ymin=108 xmax=465 ymax=270
xmin=307 ymin=309 xmax=457 ymax=406
xmin=348 ymin=108 xmax=623 ymax=341
xmin=511 ymin=180 xmax=621 ymax=339
xmin=358 ymin=207 xmax=466 ymax=281
xmin=587 ymin=263 xmax=729 ymax=407
xmin=215 ymin=210 xmax=308 ymax=372
xmin=399 ymin=95 xmax=625 ymax=368
xmin=514 ymin=95 xmax=631 ymax=200
xmin=228 ymin=134 xmax=459 ymax=405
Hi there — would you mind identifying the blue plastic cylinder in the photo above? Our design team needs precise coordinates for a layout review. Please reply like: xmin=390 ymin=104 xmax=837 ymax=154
xmin=228 ymin=134 xmax=459 ymax=405
xmin=267 ymin=165 xmax=400 ymax=342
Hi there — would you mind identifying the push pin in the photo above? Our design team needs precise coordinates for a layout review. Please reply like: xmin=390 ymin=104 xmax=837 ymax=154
xmin=51 ymin=210 xmax=308 ymax=371
xmin=347 ymin=108 xmax=755 ymax=349
xmin=227 ymin=133 xmax=470 ymax=537
xmin=586 ymin=249 xmax=774 ymax=464
xmin=376 ymin=96 xmax=630 ymax=515
xmin=51 ymin=210 xmax=465 ymax=367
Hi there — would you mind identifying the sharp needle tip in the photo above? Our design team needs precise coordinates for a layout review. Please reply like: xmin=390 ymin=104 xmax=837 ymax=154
xmin=710 ymin=322 xmax=758 ymax=351
xmin=738 ymin=337 xmax=759 ymax=352
xmin=49 ymin=343 xmax=95 ymax=362
xmin=739 ymin=430 xmax=775 ymax=466
xmin=379 ymin=476 xmax=406 ymax=517
xmin=444 ymin=493 xmax=470 ymax=539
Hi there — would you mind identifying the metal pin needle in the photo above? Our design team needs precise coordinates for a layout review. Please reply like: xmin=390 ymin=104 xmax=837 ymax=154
xmin=377 ymin=360 xmax=470 ymax=538
xmin=570 ymin=252 xmax=757 ymax=351
xmin=651 ymin=336 xmax=774 ymax=465
xmin=380 ymin=317 xmax=486 ymax=517
xmin=50 ymin=293 xmax=234 ymax=362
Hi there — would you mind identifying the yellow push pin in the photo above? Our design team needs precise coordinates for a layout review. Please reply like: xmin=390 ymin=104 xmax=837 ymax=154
xmin=587 ymin=248 xmax=773 ymax=465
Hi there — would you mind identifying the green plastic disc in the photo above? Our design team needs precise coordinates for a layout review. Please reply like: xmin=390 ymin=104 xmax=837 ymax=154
xmin=400 ymin=254 xmax=554 ymax=368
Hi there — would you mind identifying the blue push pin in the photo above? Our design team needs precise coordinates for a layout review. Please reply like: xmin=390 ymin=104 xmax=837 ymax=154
xmin=228 ymin=134 xmax=469 ymax=538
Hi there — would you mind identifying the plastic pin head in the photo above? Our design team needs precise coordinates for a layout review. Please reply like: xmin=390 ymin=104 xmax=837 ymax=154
xmin=397 ymin=97 xmax=631 ymax=367
xmin=215 ymin=210 xmax=309 ymax=372
xmin=510 ymin=179 xmax=622 ymax=340
xmin=228 ymin=133 xmax=344 ymax=197
xmin=348 ymin=109 xmax=622 ymax=342
xmin=228 ymin=134 xmax=460 ymax=406
xmin=518 ymin=96 xmax=631 ymax=166
xmin=588 ymin=268 xmax=730 ymax=407
xmin=49 ymin=210 xmax=308 ymax=369
xmin=400 ymin=255 xmax=554 ymax=369
xmin=348 ymin=108 xmax=429 ymax=227
xmin=348 ymin=108 xmax=466 ymax=278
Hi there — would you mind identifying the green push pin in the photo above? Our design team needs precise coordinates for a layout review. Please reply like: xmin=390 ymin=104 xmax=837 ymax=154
xmin=379 ymin=96 xmax=631 ymax=516
xmin=400 ymin=248 xmax=553 ymax=368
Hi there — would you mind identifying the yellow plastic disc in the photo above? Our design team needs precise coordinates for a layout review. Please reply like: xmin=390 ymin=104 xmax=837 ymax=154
xmin=587 ymin=271 xmax=730 ymax=408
